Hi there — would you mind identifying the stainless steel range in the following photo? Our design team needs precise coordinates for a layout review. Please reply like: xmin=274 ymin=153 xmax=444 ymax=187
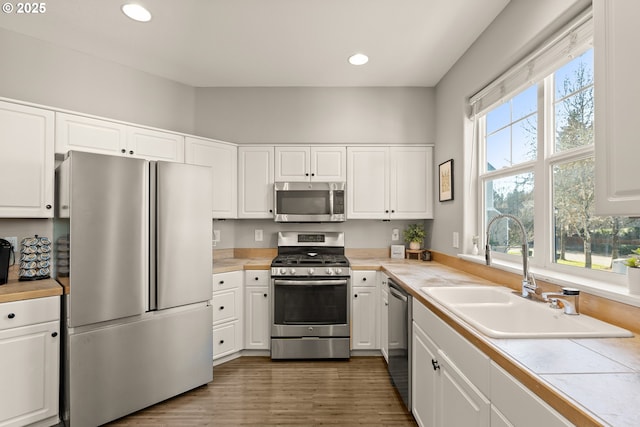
xmin=271 ymin=231 xmax=351 ymax=360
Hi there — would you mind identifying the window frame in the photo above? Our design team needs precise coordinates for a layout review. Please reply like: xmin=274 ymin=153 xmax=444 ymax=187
xmin=476 ymin=45 xmax=629 ymax=290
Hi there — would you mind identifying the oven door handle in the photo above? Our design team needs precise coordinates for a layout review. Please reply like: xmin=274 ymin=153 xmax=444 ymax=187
xmin=273 ymin=279 xmax=348 ymax=286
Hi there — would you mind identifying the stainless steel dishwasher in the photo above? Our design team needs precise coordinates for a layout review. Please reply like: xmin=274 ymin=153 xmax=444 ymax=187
xmin=387 ymin=279 xmax=412 ymax=411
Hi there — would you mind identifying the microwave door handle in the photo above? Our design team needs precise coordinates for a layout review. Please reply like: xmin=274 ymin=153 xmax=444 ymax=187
xmin=329 ymin=190 xmax=334 ymax=215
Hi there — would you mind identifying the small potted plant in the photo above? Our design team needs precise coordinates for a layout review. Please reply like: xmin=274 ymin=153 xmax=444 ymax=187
xmin=403 ymin=224 xmax=426 ymax=250
xmin=625 ymin=248 xmax=640 ymax=294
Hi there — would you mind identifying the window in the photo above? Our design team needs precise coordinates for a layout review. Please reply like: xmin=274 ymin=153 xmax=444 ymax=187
xmin=472 ymin=11 xmax=640 ymax=288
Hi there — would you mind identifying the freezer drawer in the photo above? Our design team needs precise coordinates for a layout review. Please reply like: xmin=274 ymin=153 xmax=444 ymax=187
xmin=65 ymin=304 xmax=213 ymax=427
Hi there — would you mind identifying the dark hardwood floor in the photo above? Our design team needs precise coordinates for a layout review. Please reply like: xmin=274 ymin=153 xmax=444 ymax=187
xmin=107 ymin=356 xmax=418 ymax=426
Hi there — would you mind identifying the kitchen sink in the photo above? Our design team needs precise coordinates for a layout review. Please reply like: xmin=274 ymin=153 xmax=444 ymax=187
xmin=420 ymin=285 xmax=633 ymax=339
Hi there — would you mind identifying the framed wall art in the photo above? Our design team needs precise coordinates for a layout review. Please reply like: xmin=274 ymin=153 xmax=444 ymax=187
xmin=439 ymin=159 xmax=454 ymax=202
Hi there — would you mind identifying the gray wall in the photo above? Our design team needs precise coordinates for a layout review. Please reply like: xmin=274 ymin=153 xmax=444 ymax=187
xmin=431 ymin=0 xmax=591 ymax=256
xmin=194 ymin=87 xmax=435 ymax=144
xmin=0 ymin=28 xmax=196 ymax=134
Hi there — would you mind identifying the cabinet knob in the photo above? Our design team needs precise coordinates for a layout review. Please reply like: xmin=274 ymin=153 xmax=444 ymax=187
xmin=305 ymin=173 xmax=309 ymax=176
xmin=254 ymin=277 xmax=259 ymax=281
xmin=51 ymin=332 xmax=58 ymax=338
xmin=7 ymin=313 xmax=15 ymax=319
xmin=391 ymin=210 xmax=395 ymax=213
xmin=263 ymin=293 xmax=268 ymax=298
xmin=121 ymin=149 xmax=126 ymax=153
xmin=311 ymin=173 xmax=315 ymax=177
xmin=129 ymin=150 xmax=134 ymax=155
xmin=46 ymin=204 xmax=52 ymax=209
xmin=354 ymin=294 xmax=358 ymax=298
xmin=385 ymin=210 xmax=389 ymax=213
xmin=431 ymin=359 xmax=441 ymax=371
xmin=269 ymin=209 xmax=273 ymax=213
xmin=385 ymin=302 xmax=389 ymax=306
xmin=219 ymin=306 xmax=225 ymax=310
xmin=219 ymin=340 xmax=224 ymax=345
xmin=362 ymin=277 xmax=367 ymax=282
xmin=219 ymin=280 xmax=224 ymax=285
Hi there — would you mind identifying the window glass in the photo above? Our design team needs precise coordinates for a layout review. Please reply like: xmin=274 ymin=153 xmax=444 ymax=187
xmin=485 ymin=85 xmax=537 ymax=172
xmin=554 ymin=50 xmax=594 ymax=152
xmin=553 ymin=158 xmax=640 ymax=273
xmin=485 ymin=173 xmax=534 ymax=255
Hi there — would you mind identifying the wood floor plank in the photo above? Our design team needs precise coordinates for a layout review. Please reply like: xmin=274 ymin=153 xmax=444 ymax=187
xmin=106 ymin=356 xmax=417 ymax=426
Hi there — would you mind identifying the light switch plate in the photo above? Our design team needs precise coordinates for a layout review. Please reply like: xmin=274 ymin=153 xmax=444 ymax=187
xmin=392 ymin=228 xmax=399 ymax=241
xmin=255 ymin=229 xmax=263 ymax=242
xmin=213 ymin=230 xmax=221 ymax=242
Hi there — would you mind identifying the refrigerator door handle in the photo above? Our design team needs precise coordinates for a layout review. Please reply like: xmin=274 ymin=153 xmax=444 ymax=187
xmin=148 ymin=161 xmax=156 ymax=311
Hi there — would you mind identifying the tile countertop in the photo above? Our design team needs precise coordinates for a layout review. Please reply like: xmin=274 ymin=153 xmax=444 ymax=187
xmin=215 ymin=256 xmax=640 ymax=427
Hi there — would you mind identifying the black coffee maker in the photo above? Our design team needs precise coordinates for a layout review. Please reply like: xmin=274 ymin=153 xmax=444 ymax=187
xmin=0 ymin=238 xmax=14 ymax=285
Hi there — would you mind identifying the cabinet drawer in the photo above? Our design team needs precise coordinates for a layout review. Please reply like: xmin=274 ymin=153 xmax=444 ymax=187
xmin=352 ymin=270 xmax=377 ymax=287
xmin=213 ymin=322 xmax=238 ymax=358
xmin=212 ymin=291 xmax=237 ymax=324
xmin=213 ymin=270 xmax=243 ymax=292
xmin=245 ymin=270 xmax=270 ymax=287
xmin=0 ymin=296 xmax=59 ymax=331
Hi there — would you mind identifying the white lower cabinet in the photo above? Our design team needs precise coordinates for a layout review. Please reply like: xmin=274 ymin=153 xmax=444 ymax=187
xmin=412 ymin=299 xmax=490 ymax=427
xmin=490 ymin=362 xmax=573 ymax=427
xmin=212 ymin=271 xmax=243 ymax=361
xmin=351 ymin=271 xmax=379 ymax=350
xmin=0 ymin=296 xmax=60 ymax=427
xmin=244 ymin=270 xmax=270 ymax=350
xmin=412 ymin=298 xmax=573 ymax=427
xmin=380 ymin=274 xmax=389 ymax=362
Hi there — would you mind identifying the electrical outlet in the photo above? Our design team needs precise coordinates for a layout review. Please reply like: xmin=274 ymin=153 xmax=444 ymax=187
xmin=255 ymin=229 xmax=263 ymax=242
xmin=213 ymin=230 xmax=221 ymax=242
xmin=452 ymin=232 xmax=459 ymax=249
xmin=392 ymin=228 xmax=400 ymax=241
xmin=3 ymin=236 xmax=17 ymax=250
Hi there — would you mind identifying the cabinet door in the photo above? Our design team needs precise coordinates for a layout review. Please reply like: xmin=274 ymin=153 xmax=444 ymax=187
xmin=594 ymin=0 xmax=640 ymax=215
xmin=55 ymin=112 xmax=127 ymax=156
xmin=0 ymin=320 xmax=60 ymax=427
xmin=0 ymin=102 xmax=54 ymax=218
xmin=437 ymin=349 xmax=490 ymax=427
xmin=390 ymin=146 xmax=434 ymax=219
xmin=351 ymin=285 xmax=378 ymax=350
xmin=186 ymin=137 xmax=237 ymax=218
xmin=380 ymin=286 xmax=389 ymax=362
xmin=275 ymin=146 xmax=310 ymax=181
xmin=244 ymin=286 xmax=270 ymax=350
xmin=412 ymin=321 xmax=438 ymax=427
xmin=311 ymin=146 xmax=346 ymax=181
xmin=238 ymin=146 xmax=274 ymax=218
xmin=126 ymin=126 xmax=184 ymax=162
xmin=347 ymin=146 xmax=389 ymax=219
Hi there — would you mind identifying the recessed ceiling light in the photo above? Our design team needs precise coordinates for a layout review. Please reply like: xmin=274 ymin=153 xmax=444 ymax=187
xmin=348 ymin=53 xmax=369 ymax=66
xmin=121 ymin=3 xmax=152 ymax=22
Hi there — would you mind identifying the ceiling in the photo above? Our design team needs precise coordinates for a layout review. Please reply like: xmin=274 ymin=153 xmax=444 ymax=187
xmin=0 ymin=0 xmax=510 ymax=87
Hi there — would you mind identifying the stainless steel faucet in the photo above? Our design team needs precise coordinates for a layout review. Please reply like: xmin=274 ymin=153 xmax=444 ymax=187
xmin=485 ymin=214 xmax=537 ymax=298
xmin=542 ymin=288 xmax=581 ymax=315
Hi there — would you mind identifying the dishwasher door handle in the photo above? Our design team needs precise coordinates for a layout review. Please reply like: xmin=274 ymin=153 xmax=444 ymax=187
xmin=389 ymin=285 xmax=408 ymax=302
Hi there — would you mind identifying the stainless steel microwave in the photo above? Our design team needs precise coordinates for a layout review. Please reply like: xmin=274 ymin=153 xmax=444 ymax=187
xmin=274 ymin=182 xmax=345 ymax=222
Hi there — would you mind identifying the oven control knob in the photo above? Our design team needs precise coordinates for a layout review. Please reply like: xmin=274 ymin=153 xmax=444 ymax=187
xmin=336 ymin=268 xmax=343 ymax=275
xmin=279 ymin=268 xmax=287 ymax=275
xmin=326 ymin=268 xmax=333 ymax=275
xmin=290 ymin=268 xmax=296 ymax=275
xmin=308 ymin=268 xmax=315 ymax=275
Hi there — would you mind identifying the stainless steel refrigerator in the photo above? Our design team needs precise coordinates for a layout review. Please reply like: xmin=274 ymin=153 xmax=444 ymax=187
xmin=54 ymin=151 xmax=213 ymax=427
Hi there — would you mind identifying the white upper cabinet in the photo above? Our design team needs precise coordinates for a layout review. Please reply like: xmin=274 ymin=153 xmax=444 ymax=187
xmin=594 ymin=0 xmax=640 ymax=215
xmin=56 ymin=112 xmax=184 ymax=162
xmin=347 ymin=146 xmax=433 ymax=219
xmin=127 ymin=126 xmax=184 ymax=162
xmin=185 ymin=136 xmax=237 ymax=218
xmin=275 ymin=146 xmax=346 ymax=182
xmin=0 ymin=101 xmax=54 ymax=218
xmin=238 ymin=145 xmax=275 ymax=218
